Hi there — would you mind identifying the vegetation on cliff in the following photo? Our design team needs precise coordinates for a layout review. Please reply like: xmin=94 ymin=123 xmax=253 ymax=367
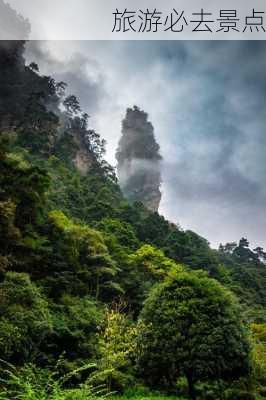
xmin=0 ymin=33 xmax=265 ymax=400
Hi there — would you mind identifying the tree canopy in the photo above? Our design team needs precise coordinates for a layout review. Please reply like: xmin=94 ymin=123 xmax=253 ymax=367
xmin=137 ymin=270 xmax=251 ymax=399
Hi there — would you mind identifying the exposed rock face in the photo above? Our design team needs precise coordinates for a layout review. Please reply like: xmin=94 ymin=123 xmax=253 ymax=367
xmin=116 ymin=106 xmax=162 ymax=212
xmin=71 ymin=131 xmax=93 ymax=175
xmin=55 ymin=121 xmax=95 ymax=176
xmin=73 ymin=147 xmax=92 ymax=175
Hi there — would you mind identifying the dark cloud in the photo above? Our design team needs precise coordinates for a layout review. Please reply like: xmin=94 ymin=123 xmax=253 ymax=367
xmin=25 ymin=40 xmax=266 ymax=249
xmin=26 ymin=41 xmax=107 ymax=115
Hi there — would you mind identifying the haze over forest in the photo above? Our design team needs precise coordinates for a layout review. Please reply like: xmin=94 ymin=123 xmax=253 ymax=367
xmin=25 ymin=40 xmax=266 ymax=249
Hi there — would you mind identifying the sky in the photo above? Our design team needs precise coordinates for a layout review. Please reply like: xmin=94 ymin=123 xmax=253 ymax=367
xmin=25 ymin=40 xmax=266 ymax=250
xmin=5 ymin=0 xmax=266 ymax=40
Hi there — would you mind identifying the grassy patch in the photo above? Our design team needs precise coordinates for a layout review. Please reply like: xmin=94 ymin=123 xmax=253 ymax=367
xmin=111 ymin=388 xmax=183 ymax=400
xmin=112 ymin=397 xmax=180 ymax=400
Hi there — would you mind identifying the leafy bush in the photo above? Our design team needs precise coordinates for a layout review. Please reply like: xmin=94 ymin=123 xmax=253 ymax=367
xmin=225 ymin=388 xmax=256 ymax=400
xmin=0 ymin=362 xmax=109 ymax=400
xmin=0 ymin=272 xmax=52 ymax=364
xmin=251 ymin=323 xmax=266 ymax=387
xmin=91 ymin=304 xmax=137 ymax=392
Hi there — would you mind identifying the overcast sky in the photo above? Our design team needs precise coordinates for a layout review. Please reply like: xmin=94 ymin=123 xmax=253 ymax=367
xmin=25 ymin=41 xmax=266 ymax=249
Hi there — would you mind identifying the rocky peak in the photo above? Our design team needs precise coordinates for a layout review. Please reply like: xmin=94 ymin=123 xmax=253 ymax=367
xmin=116 ymin=106 xmax=162 ymax=212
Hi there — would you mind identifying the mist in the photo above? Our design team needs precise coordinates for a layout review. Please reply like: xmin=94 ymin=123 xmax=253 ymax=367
xmin=116 ymin=106 xmax=162 ymax=212
xmin=25 ymin=40 xmax=266 ymax=249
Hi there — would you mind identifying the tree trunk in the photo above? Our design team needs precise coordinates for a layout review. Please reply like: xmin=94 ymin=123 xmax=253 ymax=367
xmin=187 ymin=374 xmax=196 ymax=400
xmin=95 ymin=273 xmax=99 ymax=300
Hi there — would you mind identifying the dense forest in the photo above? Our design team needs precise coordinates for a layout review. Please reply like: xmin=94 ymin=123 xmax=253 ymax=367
xmin=0 ymin=36 xmax=265 ymax=400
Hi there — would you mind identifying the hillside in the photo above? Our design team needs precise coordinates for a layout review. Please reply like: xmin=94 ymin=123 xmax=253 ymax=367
xmin=0 ymin=38 xmax=265 ymax=400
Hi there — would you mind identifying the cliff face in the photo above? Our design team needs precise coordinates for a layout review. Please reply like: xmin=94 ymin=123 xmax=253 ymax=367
xmin=70 ymin=129 xmax=94 ymax=175
xmin=0 ymin=41 xmax=94 ymax=176
xmin=116 ymin=106 xmax=162 ymax=212
xmin=73 ymin=143 xmax=93 ymax=175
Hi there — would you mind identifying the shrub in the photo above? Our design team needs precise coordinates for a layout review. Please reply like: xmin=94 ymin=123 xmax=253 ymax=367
xmin=0 ymin=272 xmax=52 ymax=364
xmin=225 ymin=388 xmax=256 ymax=400
xmin=0 ymin=361 xmax=109 ymax=400
xmin=136 ymin=270 xmax=251 ymax=400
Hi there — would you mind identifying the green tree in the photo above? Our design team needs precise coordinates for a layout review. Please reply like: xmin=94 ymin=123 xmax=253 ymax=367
xmin=0 ymin=272 xmax=52 ymax=364
xmin=92 ymin=302 xmax=137 ymax=391
xmin=48 ymin=294 xmax=103 ymax=367
xmin=96 ymin=218 xmax=139 ymax=251
xmin=63 ymin=95 xmax=81 ymax=117
xmin=250 ymin=323 xmax=266 ymax=389
xmin=136 ymin=270 xmax=251 ymax=399
xmin=47 ymin=210 xmax=122 ymax=301
xmin=0 ymin=145 xmax=50 ymax=230
xmin=128 ymin=244 xmax=183 ymax=300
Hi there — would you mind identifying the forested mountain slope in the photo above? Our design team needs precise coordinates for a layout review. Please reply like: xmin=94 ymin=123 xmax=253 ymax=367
xmin=0 ymin=38 xmax=265 ymax=400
